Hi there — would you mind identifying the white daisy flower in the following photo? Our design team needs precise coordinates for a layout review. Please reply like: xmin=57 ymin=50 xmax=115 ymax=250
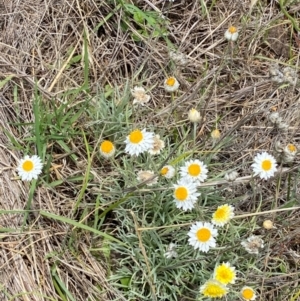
xmin=284 ymin=143 xmax=297 ymax=155
xmin=124 ymin=129 xmax=154 ymax=156
xmin=17 ymin=155 xmax=43 ymax=181
xmin=251 ymin=152 xmax=277 ymax=180
xmin=148 ymin=134 xmax=165 ymax=155
xmin=188 ymin=221 xmax=218 ymax=252
xmin=212 ymin=204 xmax=235 ymax=227
xmin=136 ymin=170 xmax=158 ymax=186
xmin=173 ymin=178 xmax=200 ymax=211
xmin=179 ymin=159 xmax=208 ymax=183
xmin=160 ymin=165 xmax=175 ymax=179
xmin=240 ymin=286 xmax=257 ymax=301
xmin=225 ymin=26 xmax=239 ymax=41
xmin=188 ymin=108 xmax=201 ymax=123
xmin=99 ymin=140 xmax=116 ymax=158
xmin=164 ymin=76 xmax=179 ymax=92
xmin=131 ymin=86 xmax=151 ymax=106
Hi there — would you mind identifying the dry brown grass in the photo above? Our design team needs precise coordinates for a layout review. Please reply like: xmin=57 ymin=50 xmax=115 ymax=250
xmin=0 ymin=0 xmax=300 ymax=300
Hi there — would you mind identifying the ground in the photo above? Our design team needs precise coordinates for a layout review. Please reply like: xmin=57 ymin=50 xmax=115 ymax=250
xmin=0 ymin=0 xmax=300 ymax=300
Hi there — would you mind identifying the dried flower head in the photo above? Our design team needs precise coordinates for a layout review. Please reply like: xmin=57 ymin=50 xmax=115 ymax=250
xmin=148 ymin=134 xmax=165 ymax=155
xmin=169 ymin=50 xmax=188 ymax=66
xmin=269 ymin=64 xmax=284 ymax=83
xmin=268 ymin=112 xmax=281 ymax=124
xmin=282 ymin=66 xmax=297 ymax=85
xmin=136 ymin=170 xmax=158 ymax=186
xmin=164 ymin=243 xmax=178 ymax=259
xmin=131 ymin=86 xmax=151 ymax=106
xmin=224 ymin=171 xmax=239 ymax=182
xmin=269 ymin=64 xmax=298 ymax=85
xmin=241 ymin=235 xmax=264 ymax=254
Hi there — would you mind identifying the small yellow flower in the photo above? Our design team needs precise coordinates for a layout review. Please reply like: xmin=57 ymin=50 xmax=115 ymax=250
xmin=241 ymin=286 xmax=256 ymax=300
xmin=161 ymin=165 xmax=175 ymax=179
xmin=164 ymin=76 xmax=179 ymax=92
xmin=200 ymin=279 xmax=228 ymax=298
xmin=214 ymin=262 xmax=236 ymax=285
xmin=285 ymin=143 xmax=297 ymax=154
xmin=212 ymin=204 xmax=234 ymax=227
xmin=99 ymin=140 xmax=116 ymax=158
xmin=225 ymin=26 xmax=239 ymax=41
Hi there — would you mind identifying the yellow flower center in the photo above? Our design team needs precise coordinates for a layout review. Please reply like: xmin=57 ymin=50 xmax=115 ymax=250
xmin=261 ymin=159 xmax=272 ymax=171
xmin=215 ymin=265 xmax=235 ymax=284
xmin=188 ymin=163 xmax=201 ymax=176
xmin=100 ymin=140 xmax=114 ymax=153
xmin=166 ymin=77 xmax=176 ymax=87
xmin=175 ymin=186 xmax=188 ymax=201
xmin=228 ymin=26 xmax=237 ymax=34
xmin=215 ymin=207 xmax=227 ymax=220
xmin=288 ymin=144 xmax=296 ymax=152
xmin=242 ymin=288 xmax=254 ymax=300
xmin=203 ymin=282 xmax=227 ymax=298
xmin=161 ymin=167 xmax=168 ymax=175
xmin=22 ymin=160 xmax=34 ymax=172
xmin=129 ymin=130 xmax=143 ymax=144
xmin=196 ymin=228 xmax=211 ymax=242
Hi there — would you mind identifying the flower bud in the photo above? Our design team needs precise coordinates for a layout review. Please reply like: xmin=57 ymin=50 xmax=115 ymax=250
xmin=188 ymin=108 xmax=201 ymax=123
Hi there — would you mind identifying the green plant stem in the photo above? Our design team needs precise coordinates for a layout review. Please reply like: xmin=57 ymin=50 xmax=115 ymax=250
xmin=279 ymin=0 xmax=300 ymax=32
